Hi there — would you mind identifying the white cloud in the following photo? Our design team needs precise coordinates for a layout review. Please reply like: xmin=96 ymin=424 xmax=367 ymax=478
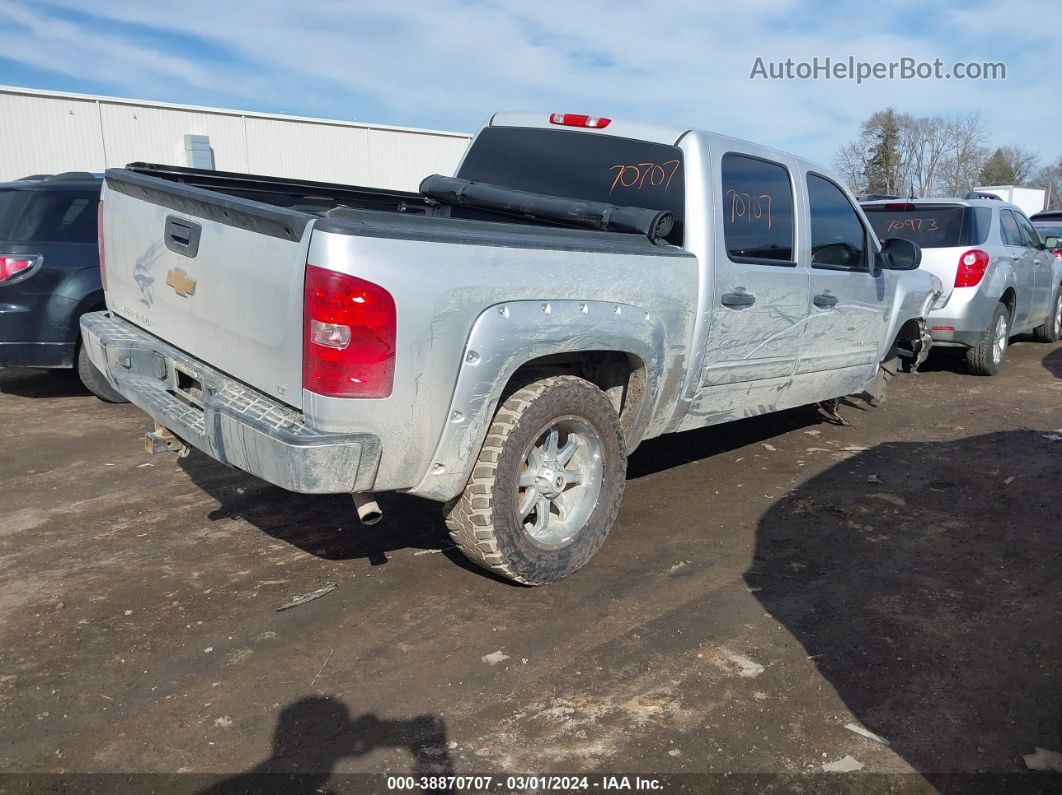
xmin=4 ymin=0 xmax=1060 ymax=168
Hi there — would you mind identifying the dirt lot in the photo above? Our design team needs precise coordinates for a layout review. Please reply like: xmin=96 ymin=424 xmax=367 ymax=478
xmin=1 ymin=340 xmax=1060 ymax=790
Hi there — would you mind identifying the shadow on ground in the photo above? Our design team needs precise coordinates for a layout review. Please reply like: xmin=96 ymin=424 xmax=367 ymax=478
xmin=179 ymin=404 xmax=828 ymax=578
xmin=1044 ymin=347 xmax=1062 ymax=379
xmin=179 ymin=453 xmax=451 ymax=564
xmin=628 ymin=404 xmax=827 ymax=479
xmin=198 ymin=697 xmax=453 ymax=794
xmin=0 ymin=366 xmax=90 ymax=398
xmin=746 ymin=430 xmax=1062 ymax=775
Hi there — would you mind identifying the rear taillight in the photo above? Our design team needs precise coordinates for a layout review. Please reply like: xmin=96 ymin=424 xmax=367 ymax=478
xmin=1052 ymin=248 xmax=1062 ymax=261
xmin=0 ymin=254 xmax=41 ymax=283
xmin=303 ymin=265 xmax=396 ymax=398
xmin=955 ymin=249 xmax=989 ymax=288
xmin=549 ymin=113 xmax=611 ymax=129
xmin=97 ymin=201 xmax=107 ymax=290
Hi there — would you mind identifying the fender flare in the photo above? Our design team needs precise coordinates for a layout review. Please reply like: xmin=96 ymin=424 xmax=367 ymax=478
xmin=409 ymin=299 xmax=667 ymax=501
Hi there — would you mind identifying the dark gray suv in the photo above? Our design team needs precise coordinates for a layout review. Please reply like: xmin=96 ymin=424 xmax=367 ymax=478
xmin=0 ymin=172 xmax=124 ymax=401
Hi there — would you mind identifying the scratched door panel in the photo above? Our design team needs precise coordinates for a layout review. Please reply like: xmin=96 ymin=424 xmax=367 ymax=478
xmin=701 ymin=266 xmax=810 ymax=385
xmin=797 ymin=173 xmax=888 ymax=381
xmin=799 ymin=269 xmax=888 ymax=375
xmin=700 ymin=151 xmax=810 ymax=390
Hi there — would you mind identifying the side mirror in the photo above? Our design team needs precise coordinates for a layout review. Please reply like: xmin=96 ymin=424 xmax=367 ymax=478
xmin=881 ymin=237 xmax=922 ymax=270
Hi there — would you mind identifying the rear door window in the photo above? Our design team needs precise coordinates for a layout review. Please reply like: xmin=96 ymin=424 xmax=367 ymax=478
xmin=0 ymin=189 xmax=100 ymax=243
xmin=807 ymin=173 xmax=867 ymax=270
xmin=1000 ymin=210 xmax=1024 ymax=247
xmin=1014 ymin=213 xmax=1041 ymax=248
xmin=720 ymin=153 xmax=795 ymax=265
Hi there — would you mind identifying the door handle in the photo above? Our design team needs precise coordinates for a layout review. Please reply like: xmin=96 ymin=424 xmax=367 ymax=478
xmin=813 ymin=293 xmax=838 ymax=309
xmin=721 ymin=292 xmax=756 ymax=309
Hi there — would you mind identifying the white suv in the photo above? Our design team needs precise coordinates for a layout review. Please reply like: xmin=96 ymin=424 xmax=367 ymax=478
xmin=862 ymin=197 xmax=1062 ymax=375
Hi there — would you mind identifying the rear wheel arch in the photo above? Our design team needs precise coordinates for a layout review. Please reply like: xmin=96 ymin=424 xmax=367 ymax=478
xmin=999 ymin=287 xmax=1016 ymax=317
xmin=501 ymin=350 xmax=650 ymax=448
xmin=412 ymin=299 xmax=668 ymax=502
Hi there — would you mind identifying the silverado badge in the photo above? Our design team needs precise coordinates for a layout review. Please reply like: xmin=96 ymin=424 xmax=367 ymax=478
xmin=165 ymin=268 xmax=196 ymax=298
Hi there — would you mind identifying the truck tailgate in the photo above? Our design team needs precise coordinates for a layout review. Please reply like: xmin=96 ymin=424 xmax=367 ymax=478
xmin=101 ymin=170 xmax=312 ymax=409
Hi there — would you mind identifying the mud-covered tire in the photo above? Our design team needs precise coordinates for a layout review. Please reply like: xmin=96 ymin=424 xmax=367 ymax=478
xmin=444 ymin=375 xmax=626 ymax=585
xmin=965 ymin=303 xmax=1010 ymax=376
xmin=76 ymin=342 xmax=127 ymax=403
xmin=1031 ymin=289 xmax=1062 ymax=343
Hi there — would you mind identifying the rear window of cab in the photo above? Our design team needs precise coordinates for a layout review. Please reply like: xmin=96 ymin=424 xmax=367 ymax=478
xmin=456 ymin=126 xmax=686 ymax=246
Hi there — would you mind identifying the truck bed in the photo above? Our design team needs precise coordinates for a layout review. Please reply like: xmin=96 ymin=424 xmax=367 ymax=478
xmin=100 ymin=166 xmax=684 ymax=413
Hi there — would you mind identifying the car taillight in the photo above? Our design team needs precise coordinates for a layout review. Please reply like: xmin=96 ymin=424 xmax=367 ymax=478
xmin=303 ymin=265 xmax=396 ymax=398
xmin=0 ymin=254 xmax=41 ymax=282
xmin=97 ymin=201 xmax=107 ymax=290
xmin=549 ymin=113 xmax=611 ymax=129
xmin=955 ymin=249 xmax=989 ymax=288
xmin=1053 ymin=248 xmax=1062 ymax=261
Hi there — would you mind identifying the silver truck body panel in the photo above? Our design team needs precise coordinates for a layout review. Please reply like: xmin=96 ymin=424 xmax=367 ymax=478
xmin=302 ymin=228 xmax=697 ymax=494
xmin=89 ymin=113 xmax=942 ymax=503
xmin=412 ymin=299 xmax=680 ymax=501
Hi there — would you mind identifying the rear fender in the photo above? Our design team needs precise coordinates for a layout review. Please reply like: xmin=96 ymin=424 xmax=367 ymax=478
xmin=410 ymin=299 xmax=666 ymax=501
xmin=30 ymin=267 xmax=104 ymax=346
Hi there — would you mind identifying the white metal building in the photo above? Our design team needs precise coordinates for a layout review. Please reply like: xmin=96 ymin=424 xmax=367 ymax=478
xmin=0 ymin=85 xmax=472 ymax=191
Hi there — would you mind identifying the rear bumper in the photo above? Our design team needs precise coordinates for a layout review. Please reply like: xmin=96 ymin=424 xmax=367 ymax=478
xmin=79 ymin=311 xmax=381 ymax=494
xmin=0 ymin=341 xmax=75 ymax=368
xmin=926 ymin=286 xmax=998 ymax=347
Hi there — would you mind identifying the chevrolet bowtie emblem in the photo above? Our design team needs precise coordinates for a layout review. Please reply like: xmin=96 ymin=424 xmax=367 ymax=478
xmin=165 ymin=268 xmax=196 ymax=298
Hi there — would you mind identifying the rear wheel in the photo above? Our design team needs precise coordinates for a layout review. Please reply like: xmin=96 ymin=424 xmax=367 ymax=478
xmin=1031 ymin=289 xmax=1062 ymax=343
xmin=76 ymin=342 xmax=127 ymax=403
xmin=965 ymin=303 xmax=1010 ymax=376
xmin=444 ymin=374 xmax=626 ymax=585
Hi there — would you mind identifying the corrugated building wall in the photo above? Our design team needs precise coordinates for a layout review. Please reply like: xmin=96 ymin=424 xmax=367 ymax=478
xmin=0 ymin=86 xmax=471 ymax=190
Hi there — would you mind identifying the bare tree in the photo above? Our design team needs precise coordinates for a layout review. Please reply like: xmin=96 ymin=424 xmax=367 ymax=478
xmin=834 ymin=110 xmax=989 ymax=198
xmin=833 ymin=140 xmax=871 ymax=194
xmin=903 ymin=116 xmax=953 ymax=197
xmin=1034 ymin=155 xmax=1062 ymax=210
xmin=937 ymin=113 xmax=989 ymax=197
xmin=999 ymin=145 xmax=1040 ymax=185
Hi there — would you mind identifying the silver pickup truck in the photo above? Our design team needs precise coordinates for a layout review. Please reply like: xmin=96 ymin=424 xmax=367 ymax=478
xmin=82 ymin=112 xmax=941 ymax=585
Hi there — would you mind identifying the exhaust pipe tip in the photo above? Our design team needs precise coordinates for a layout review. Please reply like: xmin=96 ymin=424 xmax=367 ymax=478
xmin=352 ymin=492 xmax=383 ymax=526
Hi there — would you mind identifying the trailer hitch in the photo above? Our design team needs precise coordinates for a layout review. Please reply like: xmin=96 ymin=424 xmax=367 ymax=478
xmin=144 ymin=422 xmax=189 ymax=457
